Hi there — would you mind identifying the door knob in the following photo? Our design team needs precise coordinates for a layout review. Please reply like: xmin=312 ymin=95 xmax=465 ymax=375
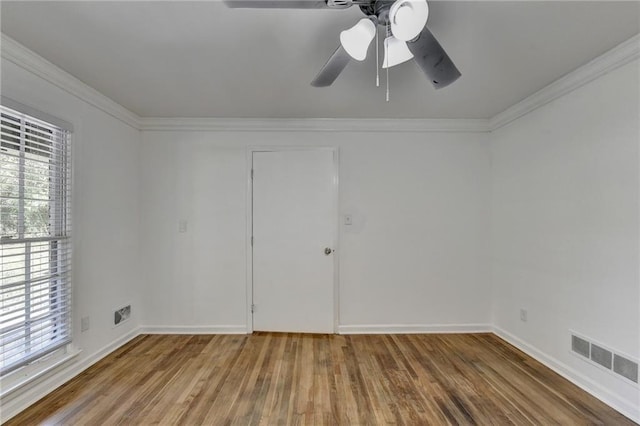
xmin=324 ymin=247 xmax=333 ymax=255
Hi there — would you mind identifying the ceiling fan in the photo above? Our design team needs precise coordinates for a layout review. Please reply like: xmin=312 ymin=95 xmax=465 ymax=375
xmin=224 ymin=0 xmax=461 ymax=91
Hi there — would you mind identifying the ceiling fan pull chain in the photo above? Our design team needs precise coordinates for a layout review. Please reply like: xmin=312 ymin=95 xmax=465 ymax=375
xmin=386 ymin=65 xmax=390 ymax=102
xmin=375 ymin=23 xmax=380 ymax=87
xmin=386 ymin=23 xmax=390 ymax=101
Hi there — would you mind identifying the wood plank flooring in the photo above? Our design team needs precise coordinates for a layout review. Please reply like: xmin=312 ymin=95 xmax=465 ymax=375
xmin=4 ymin=333 xmax=636 ymax=425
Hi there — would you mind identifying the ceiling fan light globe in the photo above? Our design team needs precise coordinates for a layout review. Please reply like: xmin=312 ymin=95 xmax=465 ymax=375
xmin=339 ymin=18 xmax=376 ymax=61
xmin=382 ymin=36 xmax=414 ymax=69
xmin=390 ymin=0 xmax=429 ymax=42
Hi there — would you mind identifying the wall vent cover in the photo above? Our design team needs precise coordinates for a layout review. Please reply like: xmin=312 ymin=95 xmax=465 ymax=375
xmin=613 ymin=354 xmax=638 ymax=383
xmin=590 ymin=344 xmax=613 ymax=369
xmin=571 ymin=332 xmax=639 ymax=386
xmin=114 ymin=305 xmax=131 ymax=326
xmin=571 ymin=335 xmax=590 ymax=358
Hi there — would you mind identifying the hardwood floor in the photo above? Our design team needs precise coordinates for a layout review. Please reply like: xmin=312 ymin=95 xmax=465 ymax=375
xmin=4 ymin=333 xmax=635 ymax=425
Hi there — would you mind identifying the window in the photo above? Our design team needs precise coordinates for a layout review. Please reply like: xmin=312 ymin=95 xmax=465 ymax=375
xmin=0 ymin=104 xmax=72 ymax=376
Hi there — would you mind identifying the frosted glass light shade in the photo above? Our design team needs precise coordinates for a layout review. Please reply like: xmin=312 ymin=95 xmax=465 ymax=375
xmin=382 ymin=36 xmax=414 ymax=69
xmin=340 ymin=18 xmax=376 ymax=61
xmin=390 ymin=0 xmax=429 ymax=42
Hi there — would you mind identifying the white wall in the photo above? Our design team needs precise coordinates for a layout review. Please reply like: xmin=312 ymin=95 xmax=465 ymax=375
xmin=1 ymin=58 xmax=141 ymax=417
xmin=139 ymin=130 xmax=492 ymax=331
xmin=491 ymin=59 xmax=640 ymax=420
xmin=3 ymin=31 xmax=638 ymax=423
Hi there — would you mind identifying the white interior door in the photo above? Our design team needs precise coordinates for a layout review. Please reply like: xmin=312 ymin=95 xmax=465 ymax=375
xmin=252 ymin=149 xmax=336 ymax=333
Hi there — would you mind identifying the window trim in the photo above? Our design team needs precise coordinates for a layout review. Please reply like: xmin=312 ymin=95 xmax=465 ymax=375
xmin=1 ymin=101 xmax=73 ymax=377
xmin=0 ymin=97 xmax=73 ymax=133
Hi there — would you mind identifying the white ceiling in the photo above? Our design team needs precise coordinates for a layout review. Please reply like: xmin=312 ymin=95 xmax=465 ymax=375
xmin=1 ymin=1 xmax=638 ymax=119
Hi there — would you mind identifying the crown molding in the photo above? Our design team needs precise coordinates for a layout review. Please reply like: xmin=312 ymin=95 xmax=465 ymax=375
xmin=1 ymin=31 xmax=488 ymax=133
xmin=490 ymin=33 xmax=640 ymax=131
xmin=1 ymin=33 xmax=141 ymax=129
xmin=3 ymin=31 xmax=637 ymax=134
xmin=139 ymin=117 xmax=490 ymax=133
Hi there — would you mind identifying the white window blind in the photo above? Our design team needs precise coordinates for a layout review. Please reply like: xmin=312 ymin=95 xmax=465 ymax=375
xmin=0 ymin=104 xmax=72 ymax=376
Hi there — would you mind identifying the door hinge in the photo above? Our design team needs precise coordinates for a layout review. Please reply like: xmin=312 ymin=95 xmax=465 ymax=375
xmin=251 ymin=236 xmax=254 ymax=246
xmin=251 ymin=304 xmax=255 ymax=313
xmin=251 ymin=169 xmax=254 ymax=180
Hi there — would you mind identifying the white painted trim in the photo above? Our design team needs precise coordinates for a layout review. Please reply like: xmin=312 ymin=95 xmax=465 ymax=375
xmin=245 ymin=148 xmax=254 ymax=334
xmin=338 ymin=324 xmax=493 ymax=334
xmin=489 ymin=33 xmax=640 ymax=131
xmin=1 ymin=96 xmax=74 ymax=132
xmin=0 ymin=348 xmax=81 ymax=399
xmin=2 ymin=31 xmax=488 ymax=134
xmin=493 ymin=326 xmax=640 ymax=424
xmin=1 ymin=324 xmax=255 ymax=421
xmin=129 ymin=32 xmax=640 ymax=134
xmin=2 ymin=325 xmax=636 ymax=423
xmin=0 ymin=328 xmax=141 ymax=423
xmin=332 ymin=148 xmax=341 ymax=333
xmin=139 ymin=117 xmax=491 ymax=133
xmin=0 ymin=33 xmax=140 ymax=129
xmin=140 ymin=325 xmax=249 ymax=334
xmin=5 ymin=31 xmax=638 ymax=135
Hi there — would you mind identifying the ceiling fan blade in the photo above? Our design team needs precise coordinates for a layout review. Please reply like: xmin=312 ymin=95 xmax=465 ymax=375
xmin=406 ymin=27 xmax=461 ymax=89
xmin=224 ymin=0 xmax=331 ymax=8
xmin=311 ymin=45 xmax=351 ymax=87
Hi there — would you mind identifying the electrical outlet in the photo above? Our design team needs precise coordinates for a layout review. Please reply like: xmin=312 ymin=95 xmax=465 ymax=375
xmin=81 ymin=316 xmax=90 ymax=332
xmin=520 ymin=308 xmax=528 ymax=322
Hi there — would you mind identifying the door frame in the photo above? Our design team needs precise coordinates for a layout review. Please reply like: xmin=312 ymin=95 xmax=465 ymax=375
xmin=245 ymin=146 xmax=340 ymax=334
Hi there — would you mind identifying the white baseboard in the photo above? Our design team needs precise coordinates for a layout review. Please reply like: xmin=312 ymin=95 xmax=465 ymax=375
xmin=492 ymin=326 xmax=640 ymax=424
xmin=3 ymin=324 xmax=636 ymax=424
xmin=338 ymin=323 xmax=493 ymax=334
xmin=140 ymin=325 xmax=249 ymax=334
xmin=1 ymin=324 xmax=245 ymax=422
xmin=0 ymin=327 xmax=141 ymax=423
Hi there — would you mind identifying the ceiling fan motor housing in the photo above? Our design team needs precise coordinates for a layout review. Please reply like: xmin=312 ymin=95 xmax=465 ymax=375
xmin=327 ymin=0 xmax=354 ymax=9
xmin=358 ymin=0 xmax=396 ymax=25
